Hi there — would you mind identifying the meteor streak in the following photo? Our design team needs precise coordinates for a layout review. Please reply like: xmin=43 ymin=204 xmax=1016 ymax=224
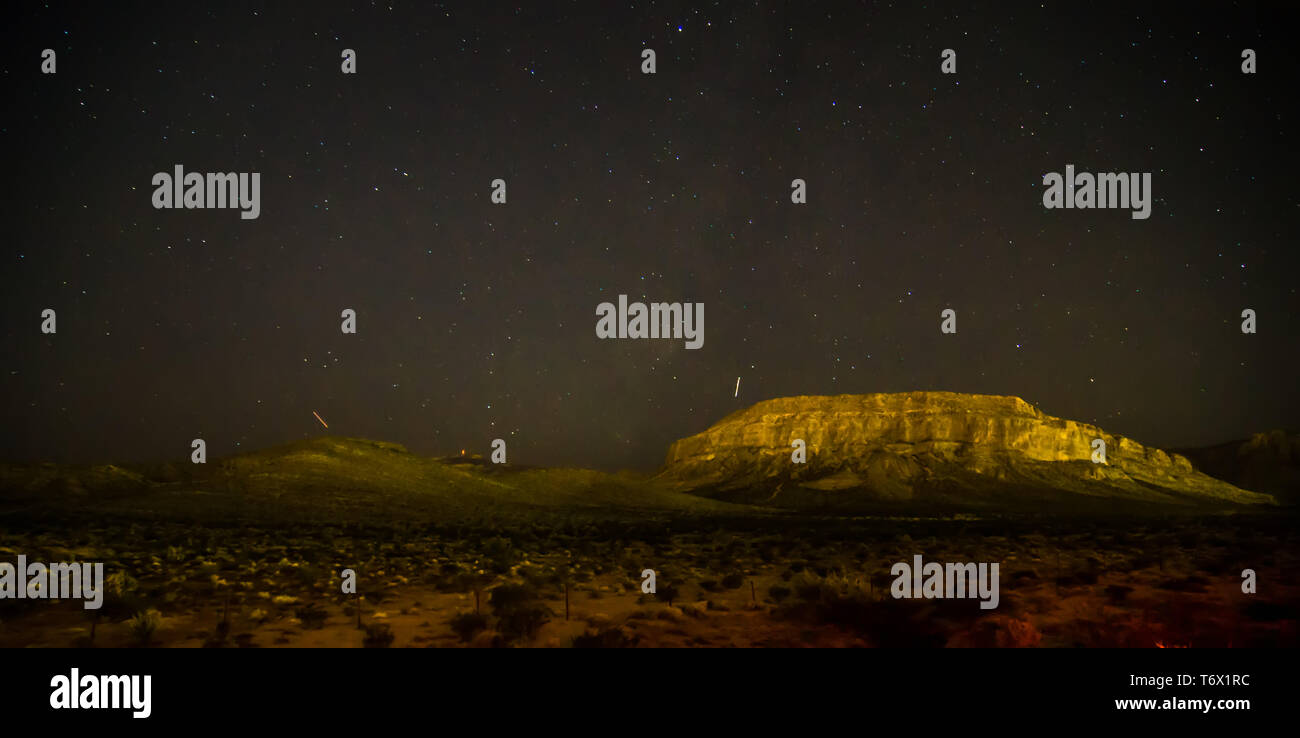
xmin=313 ymin=411 xmax=328 ymax=429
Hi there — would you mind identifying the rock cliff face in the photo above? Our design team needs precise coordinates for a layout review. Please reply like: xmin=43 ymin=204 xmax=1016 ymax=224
xmin=657 ymin=392 xmax=1276 ymax=510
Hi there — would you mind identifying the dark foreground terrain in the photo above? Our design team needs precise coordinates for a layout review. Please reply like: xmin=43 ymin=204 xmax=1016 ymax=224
xmin=1 ymin=512 xmax=1295 ymax=648
xmin=1 ymin=437 xmax=1295 ymax=648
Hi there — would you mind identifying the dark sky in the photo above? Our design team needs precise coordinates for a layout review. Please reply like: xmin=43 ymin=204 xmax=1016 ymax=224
xmin=3 ymin=1 xmax=1297 ymax=470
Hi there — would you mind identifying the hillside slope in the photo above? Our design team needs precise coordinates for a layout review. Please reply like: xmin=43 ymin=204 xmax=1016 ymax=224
xmin=0 ymin=437 xmax=743 ymax=524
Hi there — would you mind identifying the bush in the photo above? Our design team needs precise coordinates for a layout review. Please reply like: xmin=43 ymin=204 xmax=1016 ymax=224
xmin=129 ymin=609 xmax=162 ymax=646
xmin=481 ymin=537 xmax=515 ymax=574
xmin=768 ymin=585 xmax=792 ymax=604
xmin=449 ymin=612 xmax=489 ymax=642
xmin=363 ymin=623 xmax=394 ymax=648
xmin=202 ymin=620 xmax=231 ymax=648
xmin=294 ymin=564 xmax=324 ymax=588
xmin=948 ymin=616 xmax=1042 ymax=648
xmin=795 ymin=580 xmax=824 ymax=602
xmin=470 ymin=630 xmax=506 ymax=648
xmin=497 ymin=605 xmax=550 ymax=642
xmin=295 ymin=602 xmax=328 ymax=630
xmin=656 ymin=584 xmax=680 ymax=607
xmin=721 ymin=573 xmax=745 ymax=590
xmin=489 ymin=583 xmax=539 ymax=613
xmin=573 ymin=627 xmax=639 ymax=648
xmin=490 ymin=583 xmax=550 ymax=642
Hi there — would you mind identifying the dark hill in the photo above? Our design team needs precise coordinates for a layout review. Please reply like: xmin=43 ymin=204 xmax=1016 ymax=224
xmin=1173 ymin=430 xmax=1300 ymax=505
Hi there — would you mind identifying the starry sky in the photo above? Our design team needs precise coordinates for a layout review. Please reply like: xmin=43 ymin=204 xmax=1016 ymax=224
xmin=2 ymin=2 xmax=1297 ymax=470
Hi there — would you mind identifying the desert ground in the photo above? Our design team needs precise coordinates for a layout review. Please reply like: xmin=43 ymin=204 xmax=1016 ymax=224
xmin=2 ymin=510 xmax=1295 ymax=648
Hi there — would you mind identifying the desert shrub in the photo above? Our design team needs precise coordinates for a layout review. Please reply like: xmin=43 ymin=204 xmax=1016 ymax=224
xmin=294 ymin=564 xmax=324 ymax=588
xmin=572 ymin=626 xmax=639 ymax=648
xmin=794 ymin=576 xmax=825 ymax=602
xmin=699 ymin=579 xmax=721 ymax=593
xmin=818 ymin=588 xmax=872 ymax=621
xmin=449 ymin=612 xmax=489 ymax=642
xmin=949 ymin=616 xmax=1043 ymax=648
xmin=105 ymin=570 xmax=138 ymax=599
xmin=770 ymin=572 xmax=949 ymax=647
xmin=470 ymin=630 xmax=506 ymax=648
xmin=490 ymin=583 xmax=551 ymax=642
xmin=655 ymin=584 xmax=680 ymax=607
xmin=518 ymin=565 xmax=552 ymax=590
xmin=869 ymin=572 xmax=895 ymax=595
xmin=295 ymin=602 xmax=328 ymax=629
xmin=768 ymin=585 xmax=792 ymax=604
xmin=202 ymin=619 xmax=231 ymax=648
xmin=721 ymin=573 xmax=745 ymax=590
xmin=363 ymin=623 xmax=394 ymax=648
xmin=676 ymin=602 xmax=705 ymax=619
xmin=497 ymin=606 xmax=550 ymax=641
xmin=129 ymin=609 xmax=162 ymax=646
xmin=481 ymin=537 xmax=515 ymax=574
xmin=993 ymin=615 xmax=1045 ymax=644
xmin=841 ymin=597 xmax=945 ymax=647
xmin=443 ymin=572 xmax=474 ymax=595
xmin=490 ymin=583 xmax=540 ymax=612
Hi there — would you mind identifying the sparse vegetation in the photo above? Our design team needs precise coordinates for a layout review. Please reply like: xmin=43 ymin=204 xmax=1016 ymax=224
xmin=363 ymin=623 xmax=394 ymax=648
xmin=0 ymin=439 xmax=1294 ymax=649
xmin=295 ymin=602 xmax=328 ymax=630
xmin=449 ymin=612 xmax=490 ymax=642
xmin=129 ymin=609 xmax=162 ymax=646
xmin=490 ymin=584 xmax=550 ymax=642
xmin=573 ymin=626 xmax=639 ymax=648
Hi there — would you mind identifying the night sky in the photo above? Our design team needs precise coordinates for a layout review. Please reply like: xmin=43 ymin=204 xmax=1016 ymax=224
xmin=3 ymin=2 xmax=1297 ymax=470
